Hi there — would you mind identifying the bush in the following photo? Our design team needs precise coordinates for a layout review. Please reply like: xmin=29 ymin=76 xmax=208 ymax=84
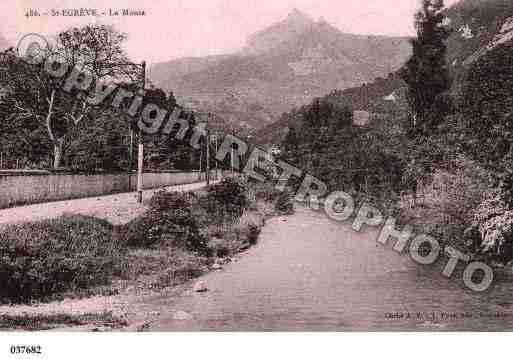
xmin=274 ymin=189 xmax=294 ymax=215
xmin=468 ymin=174 xmax=513 ymax=262
xmin=399 ymin=160 xmax=493 ymax=252
xmin=204 ymin=177 xmax=250 ymax=218
xmin=237 ymin=212 xmax=264 ymax=245
xmin=0 ymin=215 xmax=126 ymax=304
xmin=253 ymin=182 xmax=282 ymax=203
xmin=150 ymin=250 xmax=206 ymax=289
xmin=125 ymin=190 xmax=208 ymax=254
xmin=205 ymin=211 xmax=265 ymax=257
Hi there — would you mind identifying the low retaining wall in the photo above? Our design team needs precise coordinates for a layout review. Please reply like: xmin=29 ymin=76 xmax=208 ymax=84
xmin=0 ymin=171 xmax=218 ymax=209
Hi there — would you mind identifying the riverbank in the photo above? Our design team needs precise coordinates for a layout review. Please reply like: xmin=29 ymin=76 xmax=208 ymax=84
xmin=0 ymin=179 xmax=288 ymax=331
xmin=146 ymin=206 xmax=513 ymax=331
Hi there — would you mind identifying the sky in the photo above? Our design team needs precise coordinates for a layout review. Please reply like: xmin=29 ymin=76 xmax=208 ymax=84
xmin=0 ymin=0 xmax=461 ymax=64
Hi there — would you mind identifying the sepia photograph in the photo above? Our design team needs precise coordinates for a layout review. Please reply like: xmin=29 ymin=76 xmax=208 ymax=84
xmin=0 ymin=0 xmax=512 ymax=355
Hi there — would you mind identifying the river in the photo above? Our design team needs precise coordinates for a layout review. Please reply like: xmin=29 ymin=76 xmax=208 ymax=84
xmin=149 ymin=207 xmax=513 ymax=331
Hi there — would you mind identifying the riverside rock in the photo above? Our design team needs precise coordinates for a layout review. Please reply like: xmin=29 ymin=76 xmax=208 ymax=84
xmin=193 ymin=281 xmax=208 ymax=292
xmin=212 ymin=263 xmax=222 ymax=270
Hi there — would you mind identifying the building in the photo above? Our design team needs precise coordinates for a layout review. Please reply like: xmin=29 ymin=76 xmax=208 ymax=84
xmin=0 ymin=86 xmax=9 ymax=103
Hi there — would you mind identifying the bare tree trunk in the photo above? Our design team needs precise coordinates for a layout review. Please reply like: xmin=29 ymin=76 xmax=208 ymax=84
xmin=412 ymin=182 xmax=418 ymax=207
xmin=53 ymin=138 xmax=65 ymax=169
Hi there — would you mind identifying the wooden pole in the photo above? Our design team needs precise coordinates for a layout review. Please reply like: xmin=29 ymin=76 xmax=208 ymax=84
xmin=128 ymin=124 xmax=133 ymax=190
xmin=137 ymin=61 xmax=146 ymax=203
xmin=206 ymin=113 xmax=211 ymax=185
xmin=215 ymin=135 xmax=219 ymax=180
xmin=199 ymin=138 xmax=203 ymax=181
xmin=137 ymin=140 xmax=144 ymax=202
xmin=231 ymin=146 xmax=234 ymax=175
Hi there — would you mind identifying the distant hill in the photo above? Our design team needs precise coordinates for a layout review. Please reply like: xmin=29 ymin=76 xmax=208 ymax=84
xmin=256 ymin=0 xmax=513 ymax=146
xmin=148 ymin=9 xmax=411 ymax=129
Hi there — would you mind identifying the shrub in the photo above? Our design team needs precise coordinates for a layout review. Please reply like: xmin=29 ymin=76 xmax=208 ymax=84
xmin=0 ymin=215 xmax=126 ymax=304
xmin=396 ymin=159 xmax=493 ymax=254
xmin=204 ymin=177 xmax=250 ymax=218
xmin=125 ymin=190 xmax=208 ymax=254
xmin=468 ymin=174 xmax=513 ymax=262
xmin=238 ymin=212 xmax=264 ymax=243
xmin=274 ymin=189 xmax=294 ymax=215
xmin=206 ymin=211 xmax=265 ymax=256
xmin=253 ymin=182 xmax=282 ymax=203
xmin=151 ymin=250 xmax=206 ymax=289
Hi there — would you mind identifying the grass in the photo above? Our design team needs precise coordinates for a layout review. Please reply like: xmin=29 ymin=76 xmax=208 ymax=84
xmin=0 ymin=178 xmax=287 ymax=330
xmin=0 ymin=312 xmax=126 ymax=331
xmin=0 ymin=215 xmax=127 ymax=304
xmin=125 ymin=248 xmax=208 ymax=290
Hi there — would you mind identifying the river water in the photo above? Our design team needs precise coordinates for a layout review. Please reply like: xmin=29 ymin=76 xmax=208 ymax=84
xmin=150 ymin=207 xmax=513 ymax=331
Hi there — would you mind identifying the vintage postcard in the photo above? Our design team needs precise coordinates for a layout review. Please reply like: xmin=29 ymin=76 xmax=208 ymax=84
xmin=0 ymin=0 xmax=512 ymax=349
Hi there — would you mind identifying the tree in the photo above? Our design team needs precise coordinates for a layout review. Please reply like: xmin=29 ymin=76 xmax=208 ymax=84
xmin=398 ymin=0 xmax=452 ymax=204
xmin=280 ymin=124 xmax=300 ymax=166
xmin=1 ymin=25 xmax=139 ymax=169
xmin=460 ymin=42 xmax=513 ymax=172
xmin=399 ymin=0 xmax=452 ymax=136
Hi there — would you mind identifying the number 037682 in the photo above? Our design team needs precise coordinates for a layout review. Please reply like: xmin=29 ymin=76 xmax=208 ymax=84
xmin=10 ymin=346 xmax=42 ymax=355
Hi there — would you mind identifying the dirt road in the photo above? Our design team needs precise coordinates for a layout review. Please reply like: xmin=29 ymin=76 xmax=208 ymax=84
xmin=0 ymin=181 xmax=212 ymax=227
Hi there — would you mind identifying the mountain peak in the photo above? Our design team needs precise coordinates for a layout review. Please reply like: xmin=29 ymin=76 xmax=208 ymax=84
xmin=287 ymin=8 xmax=313 ymax=23
xmin=318 ymin=16 xmax=328 ymax=24
xmin=0 ymin=34 xmax=10 ymax=51
xmin=243 ymin=8 xmax=316 ymax=54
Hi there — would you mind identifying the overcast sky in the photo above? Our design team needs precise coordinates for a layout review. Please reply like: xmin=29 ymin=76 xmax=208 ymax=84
xmin=0 ymin=0 xmax=460 ymax=63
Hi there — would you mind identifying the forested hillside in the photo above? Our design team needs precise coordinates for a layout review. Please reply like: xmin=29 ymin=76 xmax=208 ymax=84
xmin=148 ymin=9 xmax=411 ymax=129
xmin=277 ymin=0 xmax=513 ymax=264
xmin=0 ymin=26 xmax=218 ymax=172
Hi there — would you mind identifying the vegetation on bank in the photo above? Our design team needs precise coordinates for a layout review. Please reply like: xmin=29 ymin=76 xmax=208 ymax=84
xmin=278 ymin=0 xmax=513 ymax=265
xmin=0 ymin=177 xmax=293 ymax=305
xmin=0 ymin=215 xmax=127 ymax=304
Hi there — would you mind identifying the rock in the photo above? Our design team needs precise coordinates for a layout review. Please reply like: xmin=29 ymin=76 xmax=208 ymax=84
xmin=217 ymin=257 xmax=232 ymax=265
xmin=212 ymin=263 xmax=222 ymax=270
xmin=172 ymin=310 xmax=192 ymax=320
xmin=135 ymin=322 xmax=150 ymax=332
xmin=193 ymin=281 xmax=208 ymax=292
xmin=121 ymin=321 xmax=150 ymax=332
xmin=239 ymin=243 xmax=251 ymax=251
xmin=92 ymin=326 xmax=112 ymax=332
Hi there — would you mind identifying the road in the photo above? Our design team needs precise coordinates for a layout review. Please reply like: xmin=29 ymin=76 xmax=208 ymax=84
xmin=0 ymin=181 xmax=212 ymax=227
xmin=148 ymin=206 xmax=513 ymax=331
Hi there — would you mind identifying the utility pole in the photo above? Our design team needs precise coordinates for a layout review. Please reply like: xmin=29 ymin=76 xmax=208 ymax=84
xmin=119 ymin=61 xmax=146 ymax=200
xmin=214 ymin=135 xmax=219 ymax=180
xmin=206 ymin=113 xmax=211 ymax=186
xmin=137 ymin=61 xmax=146 ymax=203
xmin=128 ymin=123 xmax=133 ymax=190
xmin=231 ymin=145 xmax=235 ymax=175
xmin=198 ymin=114 xmax=202 ymax=182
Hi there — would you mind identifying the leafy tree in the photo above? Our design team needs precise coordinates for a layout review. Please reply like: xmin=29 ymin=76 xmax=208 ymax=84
xmin=460 ymin=41 xmax=513 ymax=172
xmin=399 ymin=0 xmax=452 ymax=135
xmin=0 ymin=25 xmax=139 ymax=169
xmin=398 ymin=0 xmax=452 ymax=203
xmin=280 ymin=123 xmax=301 ymax=167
